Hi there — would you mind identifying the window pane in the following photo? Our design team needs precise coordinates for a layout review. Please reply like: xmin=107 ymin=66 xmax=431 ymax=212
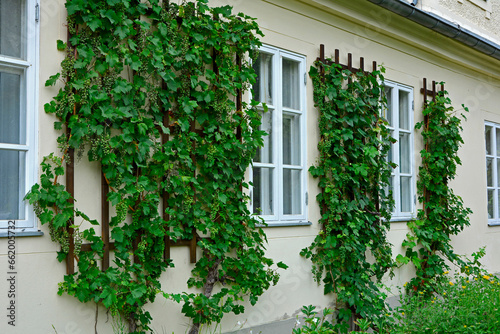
xmin=282 ymin=58 xmax=300 ymax=110
xmin=496 ymin=128 xmax=500 ymax=157
xmin=485 ymin=126 xmax=492 ymax=155
xmin=0 ymin=0 xmax=24 ymax=58
xmin=253 ymin=167 xmax=273 ymax=215
xmin=399 ymin=132 xmax=410 ymax=174
xmin=488 ymin=189 xmax=494 ymax=219
xmin=497 ymin=191 xmax=500 ymax=220
xmin=497 ymin=158 xmax=500 ymax=187
xmin=399 ymin=90 xmax=410 ymax=130
xmin=252 ymin=52 xmax=273 ymax=105
xmin=387 ymin=176 xmax=394 ymax=206
xmin=0 ymin=149 xmax=25 ymax=220
xmin=254 ymin=110 xmax=273 ymax=163
xmin=283 ymin=113 xmax=300 ymax=165
xmin=400 ymin=176 xmax=411 ymax=213
xmin=387 ymin=130 xmax=394 ymax=163
xmin=384 ymin=86 xmax=393 ymax=126
xmin=0 ymin=70 xmax=23 ymax=144
xmin=487 ymin=157 xmax=493 ymax=187
xmin=283 ymin=168 xmax=301 ymax=215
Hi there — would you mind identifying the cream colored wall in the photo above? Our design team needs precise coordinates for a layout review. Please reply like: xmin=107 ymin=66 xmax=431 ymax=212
xmin=423 ymin=0 xmax=500 ymax=45
xmin=2 ymin=0 xmax=500 ymax=333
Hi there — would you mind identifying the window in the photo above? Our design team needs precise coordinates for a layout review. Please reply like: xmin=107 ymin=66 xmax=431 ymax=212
xmin=384 ymin=82 xmax=414 ymax=220
xmin=484 ymin=122 xmax=500 ymax=225
xmin=251 ymin=45 xmax=307 ymax=224
xmin=0 ymin=0 xmax=38 ymax=231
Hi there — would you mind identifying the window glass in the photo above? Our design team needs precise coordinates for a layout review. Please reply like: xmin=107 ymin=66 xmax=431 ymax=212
xmin=488 ymin=189 xmax=494 ymax=219
xmin=485 ymin=125 xmax=492 ymax=155
xmin=283 ymin=169 xmax=301 ymax=215
xmin=496 ymin=128 xmax=500 ymax=156
xmin=486 ymin=157 xmax=493 ymax=187
xmin=282 ymin=113 xmax=300 ymax=166
xmin=253 ymin=167 xmax=274 ymax=215
xmin=400 ymin=176 xmax=411 ymax=213
xmin=282 ymin=58 xmax=300 ymax=110
xmin=384 ymin=86 xmax=393 ymax=126
xmin=399 ymin=132 xmax=410 ymax=174
xmin=0 ymin=150 xmax=25 ymax=220
xmin=0 ymin=0 xmax=24 ymax=59
xmin=254 ymin=110 xmax=273 ymax=164
xmin=252 ymin=52 xmax=273 ymax=105
xmin=0 ymin=70 xmax=24 ymax=144
xmin=399 ymin=90 xmax=410 ymax=130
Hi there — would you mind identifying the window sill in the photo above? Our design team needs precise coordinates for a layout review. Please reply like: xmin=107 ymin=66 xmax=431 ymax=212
xmin=0 ymin=229 xmax=44 ymax=238
xmin=389 ymin=216 xmax=415 ymax=223
xmin=488 ymin=221 xmax=500 ymax=227
xmin=257 ymin=221 xmax=312 ymax=227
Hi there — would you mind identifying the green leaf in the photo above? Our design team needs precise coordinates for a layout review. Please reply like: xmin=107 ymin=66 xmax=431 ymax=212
xmin=57 ymin=40 xmax=67 ymax=51
xmin=277 ymin=261 xmax=288 ymax=269
xmin=45 ymin=73 xmax=60 ymax=86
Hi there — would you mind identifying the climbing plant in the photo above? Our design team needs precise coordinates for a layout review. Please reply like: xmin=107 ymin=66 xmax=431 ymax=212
xmin=398 ymin=88 xmax=472 ymax=294
xmin=26 ymin=0 xmax=285 ymax=333
xmin=302 ymin=60 xmax=395 ymax=332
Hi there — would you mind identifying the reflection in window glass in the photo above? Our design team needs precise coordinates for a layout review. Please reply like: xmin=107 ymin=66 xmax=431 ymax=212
xmin=0 ymin=150 xmax=25 ymax=220
xmin=399 ymin=90 xmax=410 ymax=130
xmin=282 ymin=58 xmax=300 ymax=110
xmin=485 ymin=126 xmax=492 ymax=155
xmin=283 ymin=113 xmax=300 ymax=166
xmin=254 ymin=110 xmax=273 ymax=164
xmin=283 ymin=169 xmax=301 ymax=215
xmin=253 ymin=167 xmax=273 ymax=215
xmin=0 ymin=71 xmax=23 ymax=144
xmin=0 ymin=0 xmax=24 ymax=59
xmin=384 ymin=87 xmax=393 ymax=126
xmin=252 ymin=53 xmax=273 ymax=105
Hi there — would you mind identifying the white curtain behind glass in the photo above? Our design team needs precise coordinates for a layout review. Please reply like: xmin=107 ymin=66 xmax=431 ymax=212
xmin=282 ymin=59 xmax=299 ymax=110
xmin=0 ymin=0 xmax=23 ymax=58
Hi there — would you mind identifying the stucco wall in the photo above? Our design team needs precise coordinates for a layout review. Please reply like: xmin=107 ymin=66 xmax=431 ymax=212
xmin=423 ymin=0 xmax=500 ymax=45
xmin=1 ymin=0 xmax=500 ymax=333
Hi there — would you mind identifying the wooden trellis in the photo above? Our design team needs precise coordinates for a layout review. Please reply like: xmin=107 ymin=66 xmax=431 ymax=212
xmin=421 ymin=78 xmax=444 ymax=107
xmin=420 ymin=78 xmax=445 ymax=216
xmin=63 ymin=15 xmax=243 ymax=275
xmin=315 ymin=44 xmax=380 ymax=228
xmin=317 ymin=44 xmax=377 ymax=75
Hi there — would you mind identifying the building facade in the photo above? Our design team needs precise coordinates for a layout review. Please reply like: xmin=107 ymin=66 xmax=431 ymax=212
xmin=1 ymin=0 xmax=500 ymax=333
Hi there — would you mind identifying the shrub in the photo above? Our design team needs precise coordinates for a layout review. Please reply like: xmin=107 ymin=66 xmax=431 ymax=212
xmin=388 ymin=271 xmax=500 ymax=333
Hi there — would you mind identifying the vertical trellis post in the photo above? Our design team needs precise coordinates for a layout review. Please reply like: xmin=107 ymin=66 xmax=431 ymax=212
xmin=420 ymin=78 xmax=445 ymax=215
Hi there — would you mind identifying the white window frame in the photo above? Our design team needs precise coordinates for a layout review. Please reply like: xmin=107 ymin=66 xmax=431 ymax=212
xmin=383 ymin=81 xmax=415 ymax=221
xmin=0 ymin=0 xmax=39 ymax=233
xmin=484 ymin=121 xmax=500 ymax=226
xmin=250 ymin=45 xmax=308 ymax=225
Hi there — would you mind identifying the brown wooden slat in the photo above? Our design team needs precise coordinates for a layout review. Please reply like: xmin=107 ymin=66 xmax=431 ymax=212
xmin=81 ymin=242 xmax=116 ymax=252
xmin=66 ymin=147 xmax=75 ymax=275
xmin=189 ymin=232 xmax=197 ymax=263
xmin=316 ymin=47 xmax=378 ymax=75
xmin=161 ymin=80 xmax=171 ymax=262
xmin=101 ymin=170 xmax=110 ymax=271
